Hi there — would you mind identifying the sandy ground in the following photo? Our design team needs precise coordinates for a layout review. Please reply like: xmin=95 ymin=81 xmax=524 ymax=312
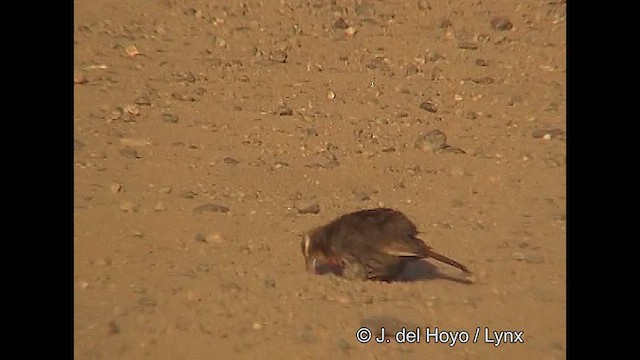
xmin=74 ymin=0 xmax=566 ymax=359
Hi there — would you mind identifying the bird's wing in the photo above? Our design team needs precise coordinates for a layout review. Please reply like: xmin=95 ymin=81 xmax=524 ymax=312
xmin=377 ymin=236 xmax=430 ymax=258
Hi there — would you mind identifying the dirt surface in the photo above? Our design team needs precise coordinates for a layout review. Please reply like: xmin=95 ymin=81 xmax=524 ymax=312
xmin=74 ymin=0 xmax=566 ymax=359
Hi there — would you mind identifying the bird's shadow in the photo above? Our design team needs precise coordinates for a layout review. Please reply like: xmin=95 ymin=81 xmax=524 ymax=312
xmin=314 ymin=259 xmax=474 ymax=284
xmin=394 ymin=260 xmax=474 ymax=284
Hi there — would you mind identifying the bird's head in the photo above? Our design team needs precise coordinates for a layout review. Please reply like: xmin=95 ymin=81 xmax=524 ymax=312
xmin=301 ymin=232 xmax=342 ymax=275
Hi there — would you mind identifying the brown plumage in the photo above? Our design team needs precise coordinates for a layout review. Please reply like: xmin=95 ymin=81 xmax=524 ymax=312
xmin=301 ymin=208 xmax=471 ymax=281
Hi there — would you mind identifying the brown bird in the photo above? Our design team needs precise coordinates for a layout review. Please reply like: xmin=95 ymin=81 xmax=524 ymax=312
xmin=301 ymin=208 xmax=471 ymax=281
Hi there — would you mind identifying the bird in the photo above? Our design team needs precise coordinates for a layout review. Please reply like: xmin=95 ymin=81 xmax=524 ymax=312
xmin=301 ymin=207 xmax=471 ymax=281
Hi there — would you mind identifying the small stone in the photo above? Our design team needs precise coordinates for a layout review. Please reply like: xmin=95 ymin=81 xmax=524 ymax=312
xmin=273 ymin=161 xmax=290 ymax=169
xmin=162 ymin=113 xmax=179 ymax=123
xmin=252 ymin=322 xmax=263 ymax=330
xmin=125 ymin=45 xmax=142 ymax=57
xmin=326 ymin=90 xmax=336 ymax=100
xmin=458 ymin=41 xmax=479 ymax=50
xmin=223 ymin=157 xmax=240 ymax=165
xmin=270 ymin=50 xmax=288 ymax=63
xmin=171 ymin=92 xmax=196 ymax=101
xmin=354 ymin=191 xmax=371 ymax=201
xmin=440 ymin=18 xmax=453 ymax=29
xmin=415 ymin=130 xmax=447 ymax=152
xmin=124 ymin=104 xmax=140 ymax=116
xmin=532 ymin=128 xmax=565 ymax=140
xmin=417 ymin=1 xmax=431 ymax=11
xmin=181 ymin=190 xmax=198 ymax=199
xmin=110 ymin=183 xmax=122 ymax=194
xmin=80 ymin=281 xmax=90 ymax=289
xmin=195 ymin=233 xmax=207 ymax=243
xmin=277 ymin=104 xmax=293 ymax=116
xmin=110 ymin=109 xmax=123 ymax=121
xmin=405 ymin=64 xmax=419 ymax=76
xmin=437 ymin=145 xmax=466 ymax=154
xmin=425 ymin=50 xmax=444 ymax=62
xmin=206 ymin=232 xmax=225 ymax=244
xmin=306 ymin=128 xmax=319 ymax=136
xmin=131 ymin=230 xmax=145 ymax=238
xmin=119 ymin=201 xmax=136 ymax=212
xmin=134 ymin=96 xmax=152 ymax=106
xmin=184 ymin=72 xmax=196 ymax=82
xmin=333 ymin=18 xmax=349 ymax=29
xmin=154 ymin=201 xmax=167 ymax=212
xmin=344 ymin=27 xmax=357 ymax=37
xmin=475 ymin=58 xmax=490 ymax=66
xmin=183 ymin=7 xmax=197 ymax=16
xmin=296 ymin=201 xmax=320 ymax=215
xmin=490 ymin=16 xmax=513 ymax=31
xmin=74 ymin=73 xmax=89 ymax=84
xmin=119 ymin=147 xmax=140 ymax=159
xmin=264 ymin=279 xmax=276 ymax=288
xmin=419 ymin=101 xmax=438 ymax=113
xmin=193 ymin=203 xmax=230 ymax=214
xmin=158 ymin=186 xmax=173 ymax=194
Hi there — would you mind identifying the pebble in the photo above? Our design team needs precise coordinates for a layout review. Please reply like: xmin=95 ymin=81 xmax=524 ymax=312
xmin=270 ymin=50 xmax=288 ymax=63
xmin=162 ymin=113 xmax=179 ymax=123
xmin=419 ymin=101 xmax=438 ymax=113
xmin=74 ymin=73 xmax=89 ymax=84
xmin=437 ymin=145 xmax=466 ymax=154
xmin=171 ymin=92 xmax=196 ymax=102
xmin=532 ymin=128 xmax=565 ymax=140
xmin=326 ymin=90 xmax=335 ymax=100
xmin=458 ymin=41 xmax=478 ymax=50
xmin=119 ymin=148 xmax=140 ymax=159
xmin=124 ymin=104 xmax=140 ymax=116
xmin=415 ymin=129 xmax=447 ymax=152
xmin=344 ymin=27 xmax=357 ymax=37
xmin=296 ymin=201 xmax=320 ymax=215
xmin=110 ymin=183 xmax=122 ymax=194
xmin=223 ymin=157 xmax=240 ymax=165
xmin=354 ymin=191 xmax=371 ymax=201
xmin=333 ymin=18 xmax=349 ymax=30
xmin=158 ymin=186 xmax=173 ymax=194
xmin=277 ymin=104 xmax=293 ymax=116
xmin=193 ymin=203 xmax=230 ymax=213
xmin=491 ymin=16 xmax=513 ymax=31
